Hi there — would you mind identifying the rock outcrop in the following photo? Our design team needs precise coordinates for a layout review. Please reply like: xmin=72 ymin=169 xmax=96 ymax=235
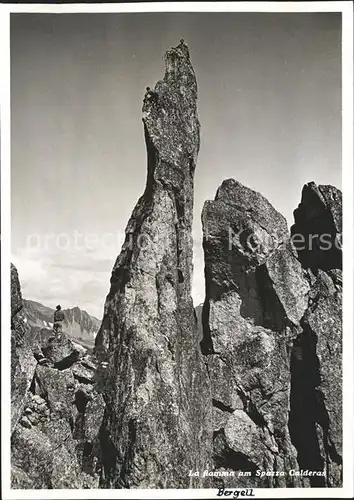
xmin=11 ymin=264 xmax=105 ymax=489
xmin=201 ymin=179 xmax=342 ymax=488
xmin=201 ymin=180 xmax=308 ymax=488
xmin=11 ymin=264 xmax=37 ymax=433
xmin=95 ymin=40 xmax=211 ymax=488
xmin=289 ymin=183 xmax=342 ymax=487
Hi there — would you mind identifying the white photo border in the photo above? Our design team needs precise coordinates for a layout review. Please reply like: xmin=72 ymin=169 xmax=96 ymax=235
xmin=1 ymin=2 xmax=353 ymax=499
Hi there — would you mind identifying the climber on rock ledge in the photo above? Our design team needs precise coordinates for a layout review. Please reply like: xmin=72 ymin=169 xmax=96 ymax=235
xmin=178 ymin=38 xmax=189 ymax=54
xmin=144 ymin=86 xmax=158 ymax=105
xmin=53 ymin=304 xmax=65 ymax=338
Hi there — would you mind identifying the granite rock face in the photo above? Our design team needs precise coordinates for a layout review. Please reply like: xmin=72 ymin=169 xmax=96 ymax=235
xmin=11 ymin=264 xmax=24 ymax=319
xmin=95 ymin=41 xmax=211 ymax=488
xmin=201 ymin=179 xmax=342 ymax=488
xmin=11 ymin=264 xmax=105 ymax=489
xmin=11 ymin=263 xmax=38 ymax=433
xmin=289 ymin=183 xmax=342 ymax=487
xmin=201 ymin=179 xmax=308 ymax=488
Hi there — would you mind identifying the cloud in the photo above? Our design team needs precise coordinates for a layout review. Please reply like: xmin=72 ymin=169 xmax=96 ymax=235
xmin=49 ymin=257 xmax=113 ymax=273
xmin=12 ymin=230 xmax=206 ymax=319
xmin=12 ymin=242 xmax=115 ymax=318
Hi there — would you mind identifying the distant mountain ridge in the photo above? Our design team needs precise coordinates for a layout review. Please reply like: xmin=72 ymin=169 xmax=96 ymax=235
xmin=22 ymin=299 xmax=101 ymax=349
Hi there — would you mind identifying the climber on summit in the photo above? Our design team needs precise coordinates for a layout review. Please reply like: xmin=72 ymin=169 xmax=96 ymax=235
xmin=144 ymin=86 xmax=152 ymax=101
xmin=178 ymin=39 xmax=189 ymax=57
xmin=53 ymin=304 xmax=64 ymax=337
xmin=144 ymin=86 xmax=158 ymax=105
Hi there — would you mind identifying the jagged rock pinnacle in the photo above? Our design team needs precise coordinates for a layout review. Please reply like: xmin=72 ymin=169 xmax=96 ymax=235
xmin=95 ymin=42 xmax=211 ymax=488
xmin=142 ymin=40 xmax=199 ymax=169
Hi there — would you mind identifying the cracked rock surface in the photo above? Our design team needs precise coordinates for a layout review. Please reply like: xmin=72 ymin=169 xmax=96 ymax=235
xmin=201 ymin=179 xmax=306 ymax=488
xmin=289 ymin=183 xmax=342 ymax=487
xmin=11 ymin=264 xmax=106 ymax=489
xmin=202 ymin=179 xmax=342 ymax=488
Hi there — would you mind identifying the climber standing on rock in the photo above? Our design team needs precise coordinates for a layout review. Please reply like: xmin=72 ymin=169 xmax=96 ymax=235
xmin=53 ymin=305 xmax=64 ymax=338
xmin=144 ymin=86 xmax=158 ymax=105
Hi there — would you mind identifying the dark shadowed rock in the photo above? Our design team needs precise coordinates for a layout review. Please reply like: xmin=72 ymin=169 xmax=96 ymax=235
xmin=95 ymin=41 xmax=211 ymax=488
xmin=289 ymin=183 xmax=342 ymax=487
xmin=291 ymin=182 xmax=342 ymax=270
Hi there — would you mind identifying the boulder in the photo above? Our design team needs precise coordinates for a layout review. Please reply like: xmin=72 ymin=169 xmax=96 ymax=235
xmin=41 ymin=335 xmax=81 ymax=369
xmin=72 ymin=362 xmax=95 ymax=384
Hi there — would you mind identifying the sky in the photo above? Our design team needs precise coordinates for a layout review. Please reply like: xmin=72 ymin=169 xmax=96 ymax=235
xmin=10 ymin=12 xmax=342 ymax=318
